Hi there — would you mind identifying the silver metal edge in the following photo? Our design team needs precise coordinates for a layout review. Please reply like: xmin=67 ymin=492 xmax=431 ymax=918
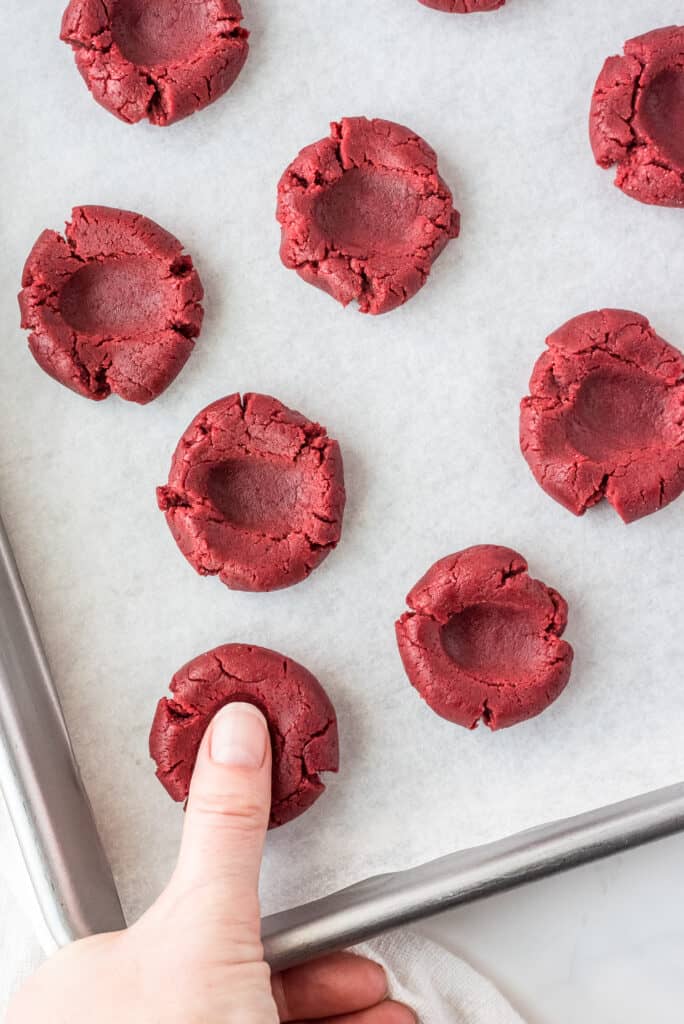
xmin=0 ymin=513 xmax=126 ymax=948
xmin=262 ymin=781 xmax=684 ymax=971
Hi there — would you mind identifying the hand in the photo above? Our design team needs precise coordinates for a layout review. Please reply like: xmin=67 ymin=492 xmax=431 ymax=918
xmin=7 ymin=703 xmax=415 ymax=1023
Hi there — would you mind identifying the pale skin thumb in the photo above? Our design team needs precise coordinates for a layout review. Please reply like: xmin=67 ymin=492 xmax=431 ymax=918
xmin=162 ymin=702 xmax=272 ymax=950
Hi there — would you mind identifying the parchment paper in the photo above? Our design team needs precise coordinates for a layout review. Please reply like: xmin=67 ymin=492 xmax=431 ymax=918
xmin=1 ymin=0 xmax=683 ymax=923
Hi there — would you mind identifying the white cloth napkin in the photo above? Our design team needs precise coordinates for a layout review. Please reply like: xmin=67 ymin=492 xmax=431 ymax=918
xmin=1 ymin=798 xmax=524 ymax=1023
xmin=357 ymin=931 xmax=526 ymax=1024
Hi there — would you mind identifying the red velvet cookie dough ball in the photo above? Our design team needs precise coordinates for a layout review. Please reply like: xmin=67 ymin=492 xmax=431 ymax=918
xmin=418 ymin=0 xmax=505 ymax=11
xmin=520 ymin=309 xmax=684 ymax=524
xmin=590 ymin=27 xmax=684 ymax=207
xmin=18 ymin=206 xmax=203 ymax=404
xmin=158 ymin=393 xmax=346 ymax=591
xmin=395 ymin=546 xmax=573 ymax=730
xmin=277 ymin=117 xmax=460 ymax=315
xmin=60 ymin=0 xmax=249 ymax=126
xmin=150 ymin=644 xmax=339 ymax=828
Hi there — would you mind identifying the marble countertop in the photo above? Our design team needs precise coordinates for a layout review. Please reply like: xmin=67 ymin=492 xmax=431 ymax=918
xmin=421 ymin=830 xmax=684 ymax=1023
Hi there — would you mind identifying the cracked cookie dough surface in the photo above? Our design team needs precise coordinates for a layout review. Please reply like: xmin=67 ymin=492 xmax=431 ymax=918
xmin=60 ymin=0 xmax=249 ymax=126
xmin=590 ymin=26 xmax=684 ymax=206
xmin=520 ymin=309 xmax=684 ymax=523
xmin=18 ymin=205 xmax=203 ymax=404
xmin=158 ymin=393 xmax=346 ymax=591
xmin=395 ymin=546 xmax=574 ymax=730
xmin=150 ymin=643 xmax=339 ymax=828
xmin=276 ymin=117 xmax=460 ymax=315
xmin=418 ymin=0 xmax=505 ymax=11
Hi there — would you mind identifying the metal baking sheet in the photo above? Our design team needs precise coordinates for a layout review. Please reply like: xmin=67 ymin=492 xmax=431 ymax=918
xmin=2 ymin=0 xmax=684 ymax=943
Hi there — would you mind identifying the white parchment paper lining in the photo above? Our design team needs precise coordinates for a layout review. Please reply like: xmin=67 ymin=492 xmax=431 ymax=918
xmin=1 ymin=0 xmax=683 ymax=922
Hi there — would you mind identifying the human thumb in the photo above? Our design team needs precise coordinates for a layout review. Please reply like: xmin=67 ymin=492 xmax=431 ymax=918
xmin=165 ymin=702 xmax=272 ymax=952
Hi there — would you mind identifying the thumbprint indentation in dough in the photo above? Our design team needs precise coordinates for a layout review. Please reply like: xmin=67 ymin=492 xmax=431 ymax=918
xmin=440 ymin=604 xmax=545 ymax=685
xmin=314 ymin=168 xmax=420 ymax=255
xmin=111 ymin=0 xmax=213 ymax=66
xmin=59 ymin=256 xmax=173 ymax=335
xmin=565 ymin=368 xmax=668 ymax=461
xmin=640 ymin=67 xmax=684 ymax=169
xmin=203 ymin=459 xmax=304 ymax=533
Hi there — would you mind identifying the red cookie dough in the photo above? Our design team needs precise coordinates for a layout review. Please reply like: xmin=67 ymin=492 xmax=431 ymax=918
xmin=520 ymin=309 xmax=684 ymax=524
xmin=60 ymin=0 xmax=249 ymax=126
xmin=158 ymin=393 xmax=346 ymax=591
xmin=18 ymin=206 xmax=203 ymax=404
xmin=590 ymin=27 xmax=684 ymax=207
xmin=418 ymin=0 xmax=505 ymax=11
xmin=150 ymin=644 xmax=339 ymax=828
xmin=395 ymin=546 xmax=573 ymax=730
xmin=276 ymin=117 xmax=460 ymax=315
